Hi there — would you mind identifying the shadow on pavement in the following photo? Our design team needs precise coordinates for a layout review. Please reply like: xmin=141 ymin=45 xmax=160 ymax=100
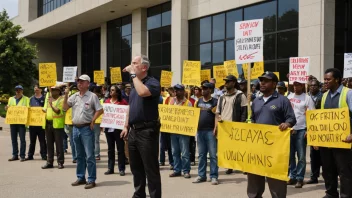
xmin=219 ymin=177 xmax=247 ymax=184
xmin=287 ymin=183 xmax=326 ymax=196
xmin=98 ymin=180 xmax=130 ymax=187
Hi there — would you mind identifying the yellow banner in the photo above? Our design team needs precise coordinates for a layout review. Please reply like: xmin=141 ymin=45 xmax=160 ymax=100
xmin=65 ymin=108 xmax=72 ymax=125
xmin=110 ymin=67 xmax=122 ymax=84
xmin=213 ymin=65 xmax=227 ymax=88
xmin=307 ymin=108 xmax=351 ymax=149
xmin=274 ymin=72 xmax=280 ymax=81
xmin=27 ymin=107 xmax=45 ymax=126
xmin=94 ymin=70 xmax=105 ymax=85
xmin=218 ymin=121 xmax=290 ymax=181
xmin=95 ymin=114 xmax=103 ymax=124
xmin=201 ymin=69 xmax=211 ymax=82
xmin=160 ymin=70 xmax=173 ymax=88
xmin=243 ymin=62 xmax=264 ymax=80
xmin=5 ymin=106 xmax=29 ymax=125
xmin=39 ymin=63 xmax=57 ymax=87
xmin=224 ymin=60 xmax=239 ymax=78
xmin=182 ymin=61 xmax=201 ymax=86
xmin=159 ymin=104 xmax=200 ymax=136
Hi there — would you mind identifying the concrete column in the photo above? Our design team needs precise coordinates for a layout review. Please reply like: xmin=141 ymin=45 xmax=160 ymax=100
xmin=101 ymin=23 xmax=107 ymax=76
xmin=298 ymin=0 xmax=335 ymax=81
xmin=77 ymin=33 xmax=82 ymax=75
xmin=132 ymin=8 xmax=147 ymax=57
xmin=171 ymin=0 xmax=188 ymax=85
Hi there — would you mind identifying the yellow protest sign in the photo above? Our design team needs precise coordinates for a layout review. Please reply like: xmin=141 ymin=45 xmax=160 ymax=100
xmin=95 ymin=114 xmax=103 ymax=124
xmin=243 ymin=62 xmax=264 ymax=80
xmin=218 ymin=121 xmax=290 ymax=181
xmin=224 ymin=60 xmax=239 ymax=78
xmin=160 ymin=70 xmax=173 ymax=88
xmin=5 ymin=106 xmax=29 ymax=125
xmin=27 ymin=107 xmax=45 ymax=126
xmin=65 ymin=108 xmax=72 ymax=125
xmin=274 ymin=72 xmax=280 ymax=80
xmin=39 ymin=63 xmax=57 ymax=87
xmin=201 ymin=69 xmax=211 ymax=82
xmin=159 ymin=104 xmax=200 ymax=136
xmin=110 ymin=67 xmax=122 ymax=84
xmin=307 ymin=108 xmax=351 ymax=149
xmin=213 ymin=65 xmax=227 ymax=88
xmin=182 ymin=61 xmax=201 ymax=86
xmin=94 ymin=70 xmax=105 ymax=85
xmin=242 ymin=63 xmax=250 ymax=80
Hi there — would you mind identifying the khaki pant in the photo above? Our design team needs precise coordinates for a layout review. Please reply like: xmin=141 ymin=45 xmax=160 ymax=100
xmin=124 ymin=140 xmax=129 ymax=159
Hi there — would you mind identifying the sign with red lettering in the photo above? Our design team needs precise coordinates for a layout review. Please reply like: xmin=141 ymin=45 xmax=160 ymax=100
xmin=343 ymin=53 xmax=352 ymax=78
xmin=100 ymin=104 xmax=128 ymax=129
xmin=235 ymin=19 xmax=263 ymax=64
xmin=289 ymin=57 xmax=310 ymax=84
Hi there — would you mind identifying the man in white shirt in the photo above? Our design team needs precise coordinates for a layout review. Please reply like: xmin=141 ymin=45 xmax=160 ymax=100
xmin=287 ymin=81 xmax=315 ymax=188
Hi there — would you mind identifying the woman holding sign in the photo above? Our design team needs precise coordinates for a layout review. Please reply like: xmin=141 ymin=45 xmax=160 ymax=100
xmin=103 ymin=85 xmax=128 ymax=176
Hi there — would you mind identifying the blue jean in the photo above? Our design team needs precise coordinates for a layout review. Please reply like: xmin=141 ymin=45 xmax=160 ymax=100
xmin=10 ymin=124 xmax=26 ymax=159
xmin=171 ymin=134 xmax=190 ymax=174
xmin=67 ymin=125 xmax=76 ymax=160
xmin=160 ymin=132 xmax=173 ymax=166
xmin=62 ymin=130 xmax=68 ymax=150
xmin=289 ymin=129 xmax=307 ymax=181
xmin=197 ymin=130 xmax=218 ymax=179
xmin=73 ymin=126 xmax=96 ymax=182
xmin=93 ymin=124 xmax=100 ymax=157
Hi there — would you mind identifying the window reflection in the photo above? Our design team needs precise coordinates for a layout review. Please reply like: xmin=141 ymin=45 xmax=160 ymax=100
xmin=200 ymin=17 xmax=212 ymax=43
xmin=38 ymin=0 xmax=72 ymax=16
xmin=212 ymin=14 xmax=225 ymax=40
xmin=147 ymin=2 xmax=172 ymax=30
xmin=278 ymin=0 xmax=298 ymax=30
xmin=244 ymin=1 xmax=276 ymax=33
xmin=200 ymin=43 xmax=211 ymax=65
xmin=226 ymin=10 xmax=243 ymax=38
xmin=213 ymin=42 xmax=224 ymax=64
xmin=277 ymin=30 xmax=298 ymax=59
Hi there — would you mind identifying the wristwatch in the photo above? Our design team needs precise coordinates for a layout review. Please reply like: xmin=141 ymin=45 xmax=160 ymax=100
xmin=130 ymin=73 xmax=137 ymax=79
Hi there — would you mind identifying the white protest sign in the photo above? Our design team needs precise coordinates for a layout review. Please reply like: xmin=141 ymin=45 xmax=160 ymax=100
xmin=235 ymin=19 xmax=263 ymax=64
xmin=63 ymin=66 xmax=77 ymax=82
xmin=343 ymin=53 xmax=352 ymax=78
xmin=289 ymin=57 xmax=310 ymax=84
xmin=100 ymin=104 xmax=128 ymax=129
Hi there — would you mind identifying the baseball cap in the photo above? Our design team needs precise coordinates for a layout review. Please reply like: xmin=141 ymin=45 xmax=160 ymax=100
xmin=173 ymin=84 xmax=185 ymax=90
xmin=78 ymin=74 xmax=91 ymax=82
xmin=15 ymin=85 xmax=23 ymax=90
xmin=277 ymin=81 xmax=286 ymax=88
xmin=258 ymin=71 xmax=279 ymax=82
xmin=125 ymin=83 xmax=132 ymax=88
xmin=201 ymin=83 xmax=214 ymax=89
xmin=223 ymin=75 xmax=237 ymax=82
xmin=237 ymin=78 xmax=247 ymax=84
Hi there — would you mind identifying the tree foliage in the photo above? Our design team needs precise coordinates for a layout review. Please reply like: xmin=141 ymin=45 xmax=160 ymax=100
xmin=0 ymin=10 xmax=37 ymax=96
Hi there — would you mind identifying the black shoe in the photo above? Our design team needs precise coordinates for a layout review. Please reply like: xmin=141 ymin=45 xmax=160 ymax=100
xmin=71 ymin=179 xmax=86 ymax=186
xmin=169 ymin=172 xmax=182 ymax=177
xmin=104 ymin=169 xmax=114 ymax=175
xmin=8 ymin=157 xmax=19 ymax=161
xmin=20 ymin=158 xmax=25 ymax=162
xmin=295 ymin=180 xmax=304 ymax=188
xmin=159 ymin=162 xmax=165 ymax=166
xmin=306 ymin=179 xmax=318 ymax=184
xmin=84 ymin=182 xmax=96 ymax=189
xmin=287 ymin=178 xmax=297 ymax=185
xmin=42 ymin=163 xmax=54 ymax=169
xmin=225 ymin=169 xmax=233 ymax=174
xmin=25 ymin=157 xmax=34 ymax=161
xmin=42 ymin=156 xmax=47 ymax=160
xmin=72 ymin=160 xmax=77 ymax=163
xmin=119 ymin=171 xmax=125 ymax=176
xmin=58 ymin=163 xmax=64 ymax=169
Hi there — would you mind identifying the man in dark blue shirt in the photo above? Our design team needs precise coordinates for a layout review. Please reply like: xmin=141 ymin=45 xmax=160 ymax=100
xmin=26 ymin=84 xmax=47 ymax=160
xmin=249 ymin=72 xmax=296 ymax=198
xmin=121 ymin=55 xmax=161 ymax=198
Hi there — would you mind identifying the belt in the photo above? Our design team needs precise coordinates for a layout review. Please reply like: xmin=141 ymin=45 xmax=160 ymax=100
xmin=131 ymin=121 xmax=159 ymax=130
xmin=73 ymin=123 xmax=91 ymax=128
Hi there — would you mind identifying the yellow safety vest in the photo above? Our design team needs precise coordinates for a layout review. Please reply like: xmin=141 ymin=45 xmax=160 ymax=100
xmin=43 ymin=96 xmax=65 ymax=129
xmin=8 ymin=96 xmax=29 ymax=107
xmin=321 ymin=87 xmax=349 ymax=109
xmin=168 ymin=99 xmax=190 ymax=106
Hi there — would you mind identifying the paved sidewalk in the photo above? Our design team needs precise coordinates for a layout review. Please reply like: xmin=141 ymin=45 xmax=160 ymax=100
xmin=0 ymin=117 xmax=326 ymax=198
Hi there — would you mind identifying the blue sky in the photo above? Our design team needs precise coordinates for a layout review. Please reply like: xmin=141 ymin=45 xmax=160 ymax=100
xmin=0 ymin=0 xmax=18 ymax=18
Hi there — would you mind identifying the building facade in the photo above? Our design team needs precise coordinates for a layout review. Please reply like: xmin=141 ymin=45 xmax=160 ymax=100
xmin=11 ymin=0 xmax=352 ymax=84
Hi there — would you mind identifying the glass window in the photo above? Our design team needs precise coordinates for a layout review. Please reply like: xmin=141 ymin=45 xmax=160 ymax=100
xmin=226 ymin=10 xmax=243 ymax=38
xmin=149 ymin=45 xmax=162 ymax=66
xmin=162 ymin=26 xmax=171 ymax=42
xmin=278 ymin=0 xmax=299 ymax=30
xmin=264 ymin=34 xmax=276 ymax=61
xmin=200 ymin=17 xmax=211 ymax=43
xmin=147 ymin=14 xmax=161 ymax=30
xmin=189 ymin=45 xmax=200 ymax=61
xmin=147 ymin=2 xmax=171 ymax=30
xmin=212 ymin=14 xmax=225 ymax=40
xmin=244 ymin=1 xmax=277 ymax=33
xmin=277 ymin=30 xmax=298 ymax=59
xmin=189 ymin=20 xmax=200 ymax=45
xmin=122 ymin=35 xmax=132 ymax=49
xmin=200 ymin=43 xmax=211 ymax=65
xmin=264 ymin=61 xmax=276 ymax=73
xmin=212 ymin=41 xmax=224 ymax=64
xmin=162 ymin=3 xmax=171 ymax=26
xmin=277 ymin=60 xmax=289 ymax=81
xmin=226 ymin=39 xmax=235 ymax=60
xmin=162 ymin=42 xmax=171 ymax=65
xmin=121 ymin=16 xmax=132 ymax=36
xmin=148 ymin=66 xmax=170 ymax=81
xmin=149 ymin=29 xmax=162 ymax=45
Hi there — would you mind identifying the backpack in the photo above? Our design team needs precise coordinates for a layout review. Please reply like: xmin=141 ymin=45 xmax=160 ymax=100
xmin=218 ymin=93 xmax=245 ymax=122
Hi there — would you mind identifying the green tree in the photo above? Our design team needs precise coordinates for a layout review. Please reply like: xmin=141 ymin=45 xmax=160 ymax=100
xmin=0 ymin=10 xmax=37 ymax=96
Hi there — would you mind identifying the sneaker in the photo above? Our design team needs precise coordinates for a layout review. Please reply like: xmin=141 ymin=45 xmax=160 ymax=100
xmin=211 ymin=178 xmax=219 ymax=185
xmin=306 ymin=179 xmax=318 ymax=184
xmin=184 ymin=173 xmax=191 ymax=179
xmin=169 ymin=165 xmax=174 ymax=170
xmin=287 ymin=178 xmax=297 ymax=185
xmin=58 ymin=163 xmax=64 ymax=169
xmin=72 ymin=160 xmax=77 ymax=163
xmin=104 ymin=169 xmax=114 ymax=175
xmin=8 ymin=157 xmax=19 ymax=161
xmin=159 ymin=162 xmax=165 ymax=166
xmin=71 ymin=179 xmax=86 ymax=186
xmin=25 ymin=157 xmax=34 ymax=161
xmin=192 ymin=176 xmax=206 ymax=183
xmin=84 ymin=181 xmax=96 ymax=189
xmin=20 ymin=158 xmax=26 ymax=162
xmin=169 ymin=172 xmax=182 ymax=177
xmin=225 ymin=169 xmax=233 ymax=174
xmin=119 ymin=171 xmax=125 ymax=176
xmin=295 ymin=180 xmax=304 ymax=188
xmin=42 ymin=163 xmax=54 ymax=169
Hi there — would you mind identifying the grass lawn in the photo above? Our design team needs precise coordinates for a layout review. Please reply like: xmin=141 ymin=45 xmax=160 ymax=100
xmin=0 ymin=103 xmax=6 ymax=118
